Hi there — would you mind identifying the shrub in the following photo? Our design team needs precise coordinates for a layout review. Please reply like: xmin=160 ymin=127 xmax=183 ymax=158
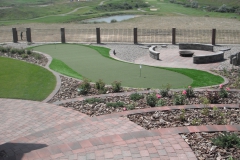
xmin=110 ymin=19 xmax=117 ymax=23
xmin=26 ymin=50 xmax=33 ymax=55
xmin=21 ymin=54 xmax=28 ymax=58
xmin=6 ymin=46 xmax=11 ymax=53
xmin=173 ymin=93 xmax=186 ymax=105
xmin=17 ymin=48 xmax=25 ymax=55
xmin=185 ymin=86 xmax=194 ymax=98
xmin=206 ymin=91 xmax=219 ymax=104
xmin=212 ymin=132 xmax=240 ymax=148
xmin=32 ymin=53 xmax=42 ymax=60
xmin=78 ymin=79 xmax=91 ymax=95
xmin=127 ymin=104 xmax=135 ymax=110
xmin=146 ymin=93 xmax=157 ymax=107
xmin=160 ymin=83 xmax=171 ymax=97
xmin=130 ymin=93 xmax=144 ymax=101
xmin=106 ymin=101 xmax=124 ymax=108
xmin=191 ymin=1 xmax=198 ymax=8
xmin=179 ymin=109 xmax=185 ymax=122
xmin=156 ymin=99 xmax=166 ymax=107
xmin=84 ymin=98 xmax=102 ymax=104
xmin=0 ymin=46 xmax=7 ymax=53
xmin=219 ymin=84 xmax=229 ymax=98
xmin=111 ymin=81 xmax=122 ymax=92
xmin=10 ymin=48 xmax=17 ymax=54
xmin=95 ymin=79 xmax=106 ymax=94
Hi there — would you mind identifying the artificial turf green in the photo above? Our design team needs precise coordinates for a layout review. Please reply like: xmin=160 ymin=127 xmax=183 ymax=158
xmin=0 ymin=57 xmax=56 ymax=101
xmin=50 ymin=58 xmax=83 ymax=79
xmin=33 ymin=44 xmax=192 ymax=89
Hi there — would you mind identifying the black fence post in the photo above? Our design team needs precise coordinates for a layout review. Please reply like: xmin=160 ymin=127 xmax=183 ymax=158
xmin=61 ymin=28 xmax=66 ymax=43
xmin=134 ymin=28 xmax=138 ymax=44
xmin=12 ymin=28 xmax=18 ymax=43
xmin=172 ymin=28 xmax=176 ymax=45
xmin=212 ymin=29 xmax=216 ymax=45
xmin=26 ymin=28 xmax=32 ymax=42
xmin=96 ymin=28 xmax=101 ymax=44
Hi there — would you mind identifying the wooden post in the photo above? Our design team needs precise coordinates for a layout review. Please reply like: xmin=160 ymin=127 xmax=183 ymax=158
xmin=96 ymin=28 xmax=101 ymax=44
xmin=134 ymin=28 xmax=138 ymax=44
xmin=26 ymin=28 xmax=32 ymax=42
xmin=61 ymin=28 xmax=66 ymax=43
xmin=212 ymin=29 xmax=216 ymax=45
xmin=12 ymin=28 xmax=18 ymax=43
xmin=172 ymin=28 xmax=176 ymax=45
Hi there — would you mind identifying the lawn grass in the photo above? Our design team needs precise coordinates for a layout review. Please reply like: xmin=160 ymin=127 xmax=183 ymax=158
xmin=0 ymin=57 xmax=56 ymax=101
xmin=50 ymin=58 xmax=83 ymax=79
xmin=33 ymin=43 xmax=224 ymax=89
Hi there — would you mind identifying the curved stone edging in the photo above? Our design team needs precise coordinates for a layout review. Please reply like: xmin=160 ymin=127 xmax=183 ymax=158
xmin=33 ymin=51 xmax=62 ymax=103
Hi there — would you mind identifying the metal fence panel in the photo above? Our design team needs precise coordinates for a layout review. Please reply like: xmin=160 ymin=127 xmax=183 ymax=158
xmin=0 ymin=29 xmax=12 ymax=43
xmin=216 ymin=30 xmax=240 ymax=44
xmin=138 ymin=29 xmax=172 ymax=43
xmin=176 ymin=29 xmax=212 ymax=44
xmin=31 ymin=29 xmax=59 ymax=42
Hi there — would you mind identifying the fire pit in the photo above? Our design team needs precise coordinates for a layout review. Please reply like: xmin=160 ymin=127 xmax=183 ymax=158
xmin=179 ymin=50 xmax=194 ymax=57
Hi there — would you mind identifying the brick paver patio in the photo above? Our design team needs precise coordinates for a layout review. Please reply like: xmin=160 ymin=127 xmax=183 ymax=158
xmin=1 ymin=99 xmax=239 ymax=160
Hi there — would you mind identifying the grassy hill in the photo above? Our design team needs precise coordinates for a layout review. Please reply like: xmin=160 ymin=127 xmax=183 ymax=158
xmin=174 ymin=0 xmax=240 ymax=7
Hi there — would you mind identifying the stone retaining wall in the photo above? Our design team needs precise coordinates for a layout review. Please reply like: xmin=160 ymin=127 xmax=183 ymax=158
xmin=193 ymin=51 xmax=224 ymax=64
xmin=179 ymin=43 xmax=214 ymax=52
xmin=149 ymin=46 xmax=160 ymax=60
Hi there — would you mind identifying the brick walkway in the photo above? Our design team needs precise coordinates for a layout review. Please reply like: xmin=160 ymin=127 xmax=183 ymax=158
xmin=1 ymin=99 xmax=239 ymax=160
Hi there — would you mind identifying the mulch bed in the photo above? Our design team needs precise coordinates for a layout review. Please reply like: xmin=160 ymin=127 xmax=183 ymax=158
xmin=127 ymin=108 xmax=239 ymax=130
xmin=181 ymin=132 xmax=240 ymax=160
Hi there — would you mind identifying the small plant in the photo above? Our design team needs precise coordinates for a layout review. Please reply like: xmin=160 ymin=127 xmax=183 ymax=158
xmin=78 ymin=79 xmax=91 ymax=95
xmin=130 ymin=93 xmax=144 ymax=101
xmin=26 ymin=50 xmax=33 ymax=55
xmin=0 ymin=46 xmax=7 ymax=53
xmin=191 ymin=118 xmax=201 ymax=126
xmin=201 ymin=107 xmax=210 ymax=116
xmin=200 ymin=96 xmax=210 ymax=107
xmin=156 ymin=99 xmax=166 ymax=107
xmin=127 ymin=104 xmax=135 ymax=110
xmin=111 ymin=81 xmax=122 ymax=92
xmin=110 ymin=19 xmax=117 ymax=23
xmin=10 ymin=48 xmax=17 ymax=54
xmin=17 ymin=48 xmax=25 ymax=55
xmin=6 ymin=46 xmax=11 ymax=53
xmin=206 ymin=91 xmax=220 ymax=104
xmin=217 ymin=112 xmax=226 ymax=125
xmin=95 ymin=79 xmax=106 ymax=94
xmin=160 ymin=83 xmax=171 ymax=97
xmin=185 ymin=86 xmax=194 ymax=98
xmin=106 ymin=101 xmax=124 ymax=108
xmin=219 ymin=84 xmax=229 ymax=98
xmin=146 ymin=93 xmax=157 ymax=107
xmin=212 ymin=132 xmax=240 ymax=149
xmin=21 ymin=54 xmax=28 ymax=58
xmin=173 ymin=92 xmax=186 ymax=105
xmin=179 ymin=109 xmax=185 ymax=122
xmin=84 ymin=98 xmax=102 ymax=104
xmin=32 ymin=53 xmax=42 ymax=60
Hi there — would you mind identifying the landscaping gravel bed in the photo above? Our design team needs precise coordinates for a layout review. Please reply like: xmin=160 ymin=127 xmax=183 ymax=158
xmin=127 ymin=108 xmax=240 ymax=130
xmin=48 ymin=76 xmax=150 ymax=103
xmin=60 ymin=90 xmax=240 ymax=117
xmin=0 ymin=48 xmax=48 ymax=66
xmin=181 ymin=132 xmax=240 ymax=160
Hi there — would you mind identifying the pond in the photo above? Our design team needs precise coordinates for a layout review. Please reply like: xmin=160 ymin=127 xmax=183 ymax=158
xmin=84 ymin=15 xmax=136 ymax=23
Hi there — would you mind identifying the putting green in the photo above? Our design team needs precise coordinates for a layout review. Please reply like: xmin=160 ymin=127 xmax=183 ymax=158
xmin=33 ymin=44 xmax=192 ymax=88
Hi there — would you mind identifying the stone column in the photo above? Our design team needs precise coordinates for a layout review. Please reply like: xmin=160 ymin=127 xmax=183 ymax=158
xmin=61 ymin=28 xmax=66 ymax=43
xmin=172 ymin=28 xmax=176 ymax=45
xmin=26 ymin=28 xmax=32 ymax=42
xmin=96 ymin=28 xmax=101 ymax=44
xmin=12 ymin=28 xmax=18 ymax=43
xmin=134 ymin=28 xmax=138 ymax=44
